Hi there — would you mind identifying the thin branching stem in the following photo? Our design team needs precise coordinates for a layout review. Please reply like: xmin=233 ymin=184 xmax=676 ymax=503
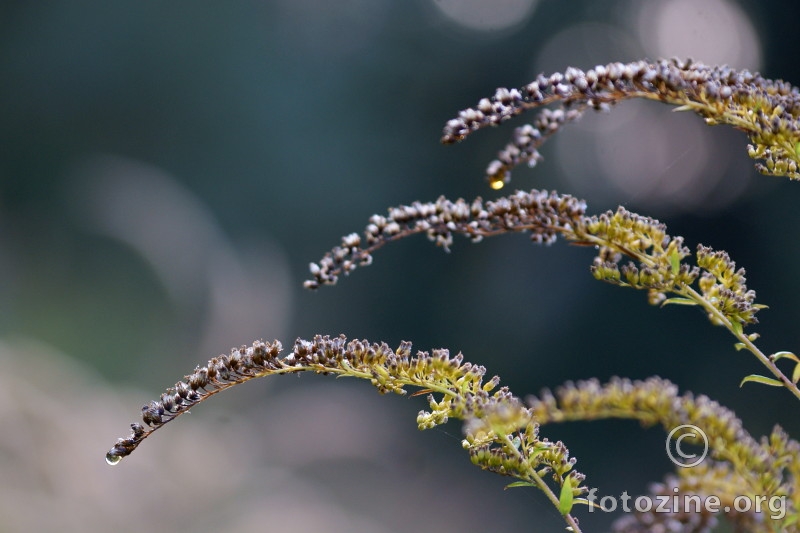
xmin=498 ymin=433 xmax=584 ymax=533
xmin=573 ymin=227 xmax=800 ymax=402
xmin=680 ymin=284 xmax=800 ymax=401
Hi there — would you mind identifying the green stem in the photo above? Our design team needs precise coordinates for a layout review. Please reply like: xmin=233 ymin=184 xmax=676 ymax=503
xmin=336 ymin=360 xmax=586 ymax=529
xmin=498 ymin=434 xmax=584 ymax=533
xmin=678 ymin=285 xmax=800 ymax=402
xmin=571 ymin=230 xmax=800 ymax=403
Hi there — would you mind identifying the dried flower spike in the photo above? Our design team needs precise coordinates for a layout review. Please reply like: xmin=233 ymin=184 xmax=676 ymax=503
xmin=306 ymin=190 xmax=763 ymax=331
xmin=106 ymin=335 xmax=587 ymax=530
xmin=443 ymin=59 xmax=800 ymax=187
xmin=304 ymin=189 xmax=587 ymax=289
xmin=529 ymin=377 xmax=800 ymax=531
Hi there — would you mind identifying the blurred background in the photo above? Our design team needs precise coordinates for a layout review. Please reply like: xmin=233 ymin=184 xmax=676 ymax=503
xmin=1 ymin=0 xmax=799 ymax=531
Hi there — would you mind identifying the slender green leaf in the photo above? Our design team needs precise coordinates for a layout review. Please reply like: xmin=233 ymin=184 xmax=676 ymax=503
xmin=771 ymin=351 xmax=800 ymax=364
xmin=740 ymin=374 xmax=784 ymax=388
xmin=792 ymin=363 xmax=800 ymax=385
xmin=573 ymin=498 xmax=606 ymax=511
xmin=505 ymin=481 xmax=536 ymax=490
xmin=661 ymin=297 xmax=697 ymax=307
xmin=730 ymin=321 xmax=743 ymax=336
xmin=559 ymin=476 xmax=574 ymax=515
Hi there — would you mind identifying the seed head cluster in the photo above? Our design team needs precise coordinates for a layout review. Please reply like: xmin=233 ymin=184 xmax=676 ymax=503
xmin=106 ymin=335 xmax=590 ymax=519
xmin=696 ymin=245 xmax=762 ymax=326
xmin=587 ymin=207 xmax=698 ymax=305
xmin=107 ymin=339 xmax=284 ymax=462
xmin=582 ymin=207 xmax=762 ymax=327
xmin=107 ymin=332 xmax=587 ymax=498
xmin=442 ymin=58 xmax=800 ymax=186
xmin=528 ymin=377 xmax=756 ymax=451
xmin=304 ymin=189 xmax=587 ymax=289
xmin=528 ymin=376 xmax=800 ymax=519
xmin=306 ymin=188 xmax=762 ymax=336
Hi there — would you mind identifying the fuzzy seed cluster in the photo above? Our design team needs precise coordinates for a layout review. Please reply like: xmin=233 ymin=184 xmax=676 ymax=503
xmin=107 ymin=339 xmax=284 ymax=461
xmin=528 ymin=377 xmax=800 ymax=510
xmin=696 ymin=245 xmax=761 ymax=326
xmin=107 ymin=332 xmax=588 ymax=506
xmin=442 ymin=58 xmax=800 ymax=186
xmin=305 ymin=189 xmax=587 ymax=289
xmin=108 ymin=335 xmax=525 ymax=463
xmin=587 ymin=207 xmax=698 ymax=298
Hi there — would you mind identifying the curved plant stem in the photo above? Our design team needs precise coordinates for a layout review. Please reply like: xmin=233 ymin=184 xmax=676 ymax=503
xmin=681 ymin=285 xmax=800 ymax=401
xmin=498 ymin=433 xmax=584 ymax=533
xmin=574 ymin=230 xmax=800 ymax=402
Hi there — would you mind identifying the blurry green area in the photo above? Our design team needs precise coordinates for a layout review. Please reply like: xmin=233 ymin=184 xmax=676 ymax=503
xmin=1 ymin=1 xmax=799 ymax=531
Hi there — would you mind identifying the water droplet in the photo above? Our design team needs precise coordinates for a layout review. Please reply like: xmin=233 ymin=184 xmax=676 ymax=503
xmin=105 ymin=452 xmax=123 ymax=466
xmin=488 ymin=169 xmax=507 ymax=190
xmin=489 ymin=177 xmax=505 ymax=190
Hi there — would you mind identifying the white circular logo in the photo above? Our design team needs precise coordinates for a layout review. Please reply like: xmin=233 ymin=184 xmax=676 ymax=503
xmin=666 ymin=424 xmax=708 ymax=468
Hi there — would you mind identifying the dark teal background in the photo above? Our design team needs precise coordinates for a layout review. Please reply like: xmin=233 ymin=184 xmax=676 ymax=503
xmin=0 ymin=1 xmax=796 ymax=531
